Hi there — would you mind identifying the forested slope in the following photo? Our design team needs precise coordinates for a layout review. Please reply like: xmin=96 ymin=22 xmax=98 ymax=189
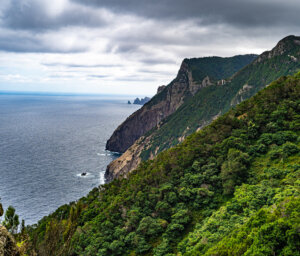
xmin=27 ymin=72 xmax=300 ymax=256
xmin=106 ymin=35 xmax=300 ymax=182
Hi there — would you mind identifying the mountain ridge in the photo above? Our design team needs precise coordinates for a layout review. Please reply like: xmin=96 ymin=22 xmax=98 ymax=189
xmin=27 ymin=70 xmax=300 ymax=256
xmin=105 ymin=54 xmax=257 ymax=153
xmin=105 ymin=35 xmax=300 ymax=182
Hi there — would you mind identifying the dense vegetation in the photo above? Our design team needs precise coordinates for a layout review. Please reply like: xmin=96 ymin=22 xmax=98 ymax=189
xmin=185 ymin=54 xmax=258 ymax=83
xmin=26 ymin=72 xmax=300 ymax=255
xmin=139 ymin=36 xmax=300 ymax=160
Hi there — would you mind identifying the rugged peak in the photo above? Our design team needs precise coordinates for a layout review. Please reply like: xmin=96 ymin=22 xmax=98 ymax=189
xmin=278 ymin=35 xmax=300 ymax=43
xmin=273 ymin=35 xmax=300 ymax=52
xmin=106 ymin=54 xmax=256 ymax=154
xmin=255 ymin=35 xmax=300 ymax=63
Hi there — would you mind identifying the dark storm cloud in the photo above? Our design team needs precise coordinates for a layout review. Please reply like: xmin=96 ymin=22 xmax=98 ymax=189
xmin=2 ymin=0 xmax=107 ymax=31
xmin=72 ymin=0 xmax=300 ymax=28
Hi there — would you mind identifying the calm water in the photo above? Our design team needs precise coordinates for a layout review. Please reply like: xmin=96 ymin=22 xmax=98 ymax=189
xmin=0 ymin=94 xmax=139 ymax=225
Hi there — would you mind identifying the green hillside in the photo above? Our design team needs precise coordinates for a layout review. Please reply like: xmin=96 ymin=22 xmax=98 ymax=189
xmin=147 ymin=54 xmax=257 ymax=109
xmin=140 ymin=35 xmax=300 ymax=160
xmin=27 ymin=72 xmax=300 ymax=256
xmin=184 ymin=54 xmax=258 ymax=83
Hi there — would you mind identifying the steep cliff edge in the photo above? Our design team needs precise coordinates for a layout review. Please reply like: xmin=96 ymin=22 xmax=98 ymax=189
xmin=106 ymin=54 xmax=257 ymax=153
xmin=106 ymin=35 xmax=300 ymax=181
xmin=105 ymin=54 xmax=258 ymax=180
xmin=106 ymin=60 xmax=211 ymax=153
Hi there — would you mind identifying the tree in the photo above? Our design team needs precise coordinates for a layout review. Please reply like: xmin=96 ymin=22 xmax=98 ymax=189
xmin=3 ymin=206 xmax=20 ymax=234
xmin=221 ymin=149 xmax=250 ymax=195
xmin=0 ymin=202 xmax=3 ymax=217
xmin=137 ymin=216 xmax=163 ymax=237
xmin=21 ymin=219 xmax=25 ymax=235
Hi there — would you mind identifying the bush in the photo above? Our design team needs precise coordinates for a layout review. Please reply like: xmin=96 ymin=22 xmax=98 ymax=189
xmin=221 ymin=149 xmax=250 ymax=195
xmin=137 ymin=217 xmax=163 ymax=237
xmin=282 ymin=142 xmax=299 ymax=156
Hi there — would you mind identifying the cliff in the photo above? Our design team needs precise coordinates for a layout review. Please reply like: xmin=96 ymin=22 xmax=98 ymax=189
xmin=106 ymin=54 xmax=257 ymax=154
xmin=106 ymin=60 xmax=211 ymax=153
xmin=28 ymin=71 xmax=300 ymax=256
xmin=106 ymin=35 xmax=300 ymax=181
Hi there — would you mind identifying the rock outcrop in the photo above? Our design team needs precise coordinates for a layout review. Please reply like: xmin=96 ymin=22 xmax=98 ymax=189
xmin=0 ymin=226 xmax=20 ymax=256
xmin=254 ymin=35 xmax=300 ymax=63
xmin=133 ymin=97 xmax=151 ymax=105
xmin=105 ymin=136 xmax=148 ymax=181
xmin=105 ymin=54 xmax=261 ymax=181
xmin=106 ymin=60 xmax=209 ymax=153
xmin=105 ymin=36 xmax=300 ymax=182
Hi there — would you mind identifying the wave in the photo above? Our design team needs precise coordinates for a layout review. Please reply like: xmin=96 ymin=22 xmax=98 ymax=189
xmin=97 ymin=153 xmax=107 ymax=156
xmin=76 ymin=172 xmax=93 ymax=178
xmin=97 ymin=151 xmax=121 ymax=156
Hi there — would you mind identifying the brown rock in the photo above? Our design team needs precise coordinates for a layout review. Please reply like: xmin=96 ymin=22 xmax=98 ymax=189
xmin=106 ymin=59 xmax=208 ymax=153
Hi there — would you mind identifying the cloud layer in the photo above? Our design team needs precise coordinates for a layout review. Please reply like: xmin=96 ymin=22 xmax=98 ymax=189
xmin=0 ymin=0 xmax=299 ymax=94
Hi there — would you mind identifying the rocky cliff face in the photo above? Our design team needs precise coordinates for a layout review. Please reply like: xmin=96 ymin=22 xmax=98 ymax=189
xmin=105 ymin=36 xmax=300 ymax=182
xmin=106 ymin=60 xmax=209 ymax=153
xmin=105 ymin=54 xmax=260 ymax=181
xmin=0 ymin=226 xmax=20 ymax=256
xmin=254 ymin=35 xmax=300 ymax=64
xmin=105 ymin=136 xmax=147 ymax=181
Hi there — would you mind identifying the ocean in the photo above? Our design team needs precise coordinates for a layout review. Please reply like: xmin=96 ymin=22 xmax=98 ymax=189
xmin=0 ymin=93 xmax=140 ymax=225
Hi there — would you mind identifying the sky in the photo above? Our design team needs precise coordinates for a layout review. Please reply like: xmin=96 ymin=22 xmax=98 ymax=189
xmin=0 ymin=0 xmax=299 ymax=96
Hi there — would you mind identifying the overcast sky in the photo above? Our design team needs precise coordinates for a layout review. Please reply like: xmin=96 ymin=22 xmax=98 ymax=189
xmin=0 ymin=0 xmax=299 ymax=95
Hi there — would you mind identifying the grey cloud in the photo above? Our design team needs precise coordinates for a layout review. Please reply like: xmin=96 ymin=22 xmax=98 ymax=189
xmin=42 ymin=62 xmax=121 ymax=68
xmin=2 ymin=0 xmax=107 ymax=31
xmin=115 ymin=43 xmax=139 ymax=54
xmin=138 ymin=69 xmax=174 ymax=76
xmin=139 ymin=57 xmax=176 ymax=65
xmin=72 ymin=0 xmax=300 ymax=28
xmin=112 ymin=27 xmax=195 ymax=54
xmin=0 ymin=32 xmax=85 ymax=53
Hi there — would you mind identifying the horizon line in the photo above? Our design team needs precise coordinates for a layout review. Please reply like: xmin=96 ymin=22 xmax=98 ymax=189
xmin=0 ymin=90 xmax=151 ymax=98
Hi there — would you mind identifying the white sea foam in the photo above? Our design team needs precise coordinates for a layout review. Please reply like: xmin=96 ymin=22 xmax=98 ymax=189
xmin=99 ymin=171 xmax=105 ymax=184
xmin=97 ymin=153 xmax=109 ymax=156
xmin=76 ymin=172 xmax=93 ymax=178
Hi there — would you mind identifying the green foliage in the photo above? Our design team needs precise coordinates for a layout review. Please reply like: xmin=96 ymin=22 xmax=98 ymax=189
xmin=185 ymin=54 xmax=258 ymax=83
xmin=3 ymin=206 xmax=20 ymax=235
xmin=28 ymin=72 xmax=300 ymax=256
xmin=204 ymin=198 xmax=300 ymax=256
xmin=140 ymin=38 xmax=300 ymax=161
xmin=221 ymin=149 xmax=249 ymax=194
xmin=21 ymin=219 xmax=25 ymax=235
xmin=147 ymin=54 xmax=256 ymax=109
xmin=0 ymin=202 xmax=3 ymax=217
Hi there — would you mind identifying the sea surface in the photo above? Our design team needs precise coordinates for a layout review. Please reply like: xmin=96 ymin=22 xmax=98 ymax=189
xmin=0 ymin=93 xmax=140 ymax=225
